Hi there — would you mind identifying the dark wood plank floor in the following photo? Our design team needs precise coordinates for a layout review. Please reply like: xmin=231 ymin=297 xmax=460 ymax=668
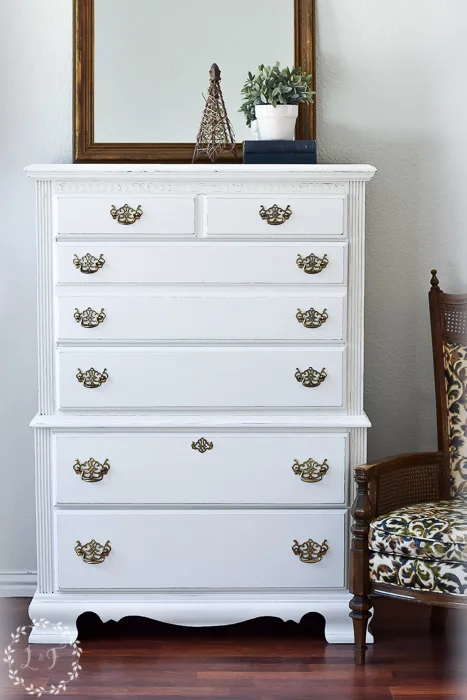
xmin=0 ymin=598 xmax=465 ymax=699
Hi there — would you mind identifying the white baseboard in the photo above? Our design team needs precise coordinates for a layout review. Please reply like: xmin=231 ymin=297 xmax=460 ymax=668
xmin=0 ymin=571 xmax=37 ymax=597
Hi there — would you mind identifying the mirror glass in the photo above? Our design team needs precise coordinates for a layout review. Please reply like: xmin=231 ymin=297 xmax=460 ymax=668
xmin=94 ymin=0 xmax=295 ymax=144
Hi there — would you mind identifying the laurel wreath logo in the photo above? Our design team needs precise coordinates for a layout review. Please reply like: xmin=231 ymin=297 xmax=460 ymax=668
xmin=3 ymin=618 xmax=82 ymax=696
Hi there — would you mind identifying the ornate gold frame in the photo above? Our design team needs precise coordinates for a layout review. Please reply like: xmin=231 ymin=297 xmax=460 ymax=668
xmin=74 ymin=0 xmax=316 ymax=163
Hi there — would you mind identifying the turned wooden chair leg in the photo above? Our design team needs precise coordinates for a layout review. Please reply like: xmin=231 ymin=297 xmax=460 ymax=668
xmin=349 ymin=468 xmax=374 ymax=665
xmin=350 ymin=595 xmax=372 ymax=665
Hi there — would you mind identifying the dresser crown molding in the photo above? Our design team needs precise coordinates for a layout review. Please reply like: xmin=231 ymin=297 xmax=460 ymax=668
xmin=27 ymin=164 xmax=375 ymax=645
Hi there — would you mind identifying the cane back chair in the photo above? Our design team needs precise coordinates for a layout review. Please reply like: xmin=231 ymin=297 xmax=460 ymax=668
xmin=349 ymin=270 xmax=467 ymax=664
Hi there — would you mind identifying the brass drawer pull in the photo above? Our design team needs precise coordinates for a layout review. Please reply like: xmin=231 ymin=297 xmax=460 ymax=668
xmin=296 ymin=307 xmax=328 ymax=329
xmin=259 ymin=204 xmax=292 ymax=226
xmin=295 ymin=367 xmax=327 ymax=388
xmin=76 ymin=367 xmax=108 ymax=389
xmin=74 ymin=307 xmax=106 ymax=328
xmin=73 ymin=458 xmax=110 ymax=483
xmin=191 ymin=437 xmax=214 ymax=453
xmin=292 ymin=458 xmax=329 ymax=483
xmin=292 ymin=538 xmax=329 ymax=564
xmin=75 ymin=539 xmax=111 ymax=565
xmin=296 ymin=253 xmax=329 ymax=275
xmin=73 ymin=253 xmax=105 ymax=274
xmin=110 ymin=203 xmax=143 ymax=225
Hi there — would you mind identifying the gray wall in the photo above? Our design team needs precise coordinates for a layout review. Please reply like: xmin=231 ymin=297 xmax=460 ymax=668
xmin=0 ymin=0 xmax=466 ymax=582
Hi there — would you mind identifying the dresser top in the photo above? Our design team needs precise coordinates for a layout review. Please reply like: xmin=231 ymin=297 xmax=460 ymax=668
xmin=25 ymin=164 xmax=376 ymax=182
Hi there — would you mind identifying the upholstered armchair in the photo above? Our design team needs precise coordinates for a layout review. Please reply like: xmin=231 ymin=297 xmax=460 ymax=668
xmin=350 ymin=270 xmax=467 ymax=664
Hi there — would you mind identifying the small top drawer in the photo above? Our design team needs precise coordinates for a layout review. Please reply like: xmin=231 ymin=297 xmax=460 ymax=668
xmin=57 ymin=196 xmax=195 ymax=235
xmin=207 ymin=195 xmax=347 ymax=237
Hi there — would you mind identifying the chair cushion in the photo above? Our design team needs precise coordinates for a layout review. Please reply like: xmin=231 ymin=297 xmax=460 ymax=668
xmin=369 ymin=497 xmax=467 ymax=595
xmin=369 ymin=552 xmax=467 ymax=595
xmin=369 ymin=497 xmax=467 ymax=562
xmin=444 ymin=342 xmax=467 ymax=498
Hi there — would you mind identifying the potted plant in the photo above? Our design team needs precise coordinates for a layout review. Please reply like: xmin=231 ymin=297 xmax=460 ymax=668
xmin=240 ymin=62 xmax=315 ymax=140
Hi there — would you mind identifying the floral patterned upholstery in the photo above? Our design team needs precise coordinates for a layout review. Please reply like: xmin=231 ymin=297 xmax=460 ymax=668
xmin=444 ymin=342 xmax=467 ymax=498
xmin=369 ymin=498 xmax=467 ymax=595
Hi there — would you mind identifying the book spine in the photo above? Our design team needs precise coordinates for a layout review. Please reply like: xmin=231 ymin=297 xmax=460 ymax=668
xmin=243 ymin=154 xmax=318 ymax=165
xmin=244 ymin=140 xmax=317 ymax=154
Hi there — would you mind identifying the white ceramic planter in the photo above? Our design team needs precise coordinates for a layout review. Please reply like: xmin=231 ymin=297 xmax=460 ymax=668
xmin=254 ymin=105 xmax=298 ymax=141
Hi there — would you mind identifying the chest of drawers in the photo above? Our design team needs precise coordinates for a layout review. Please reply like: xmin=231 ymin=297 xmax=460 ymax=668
xmin=27 ymin=164 xmax=375 ymax=645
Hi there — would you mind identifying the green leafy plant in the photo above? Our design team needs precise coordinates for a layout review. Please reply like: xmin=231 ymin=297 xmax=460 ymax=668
xmin=239 ymin=62 xmax=315 ymax=127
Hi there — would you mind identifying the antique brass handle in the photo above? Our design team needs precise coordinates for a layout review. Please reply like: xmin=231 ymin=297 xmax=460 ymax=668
xmin=110 ymin=204 xmax=143 ymax=225
xmin=259 ymin=204 xmax=292 ymax=226
xmin=292 ymin=458 xmax=329 ymax=483
xmin=292 ymin=538 xmax=329 ymax=564
xmin=76 ymin=367 xmax=108 ymax=389
xmin=73 ymin=253 xmax=105 ymax=274
xmin=75 ymin=539 xmax=111 ymax=565
xmin=73 ymin=458 xmax=110 ymax=483
xmin=296 ymin=307 xmax=329 ymax=329
xmin=295 ymin=367 xmax=327 ymax=388
xmin=191 ymin=438 xmax=214 ymax=453
xmin=74 ymin=307 xmax=106 ymax=329
xmin=296 ymin=253 xmax=329 ymax=275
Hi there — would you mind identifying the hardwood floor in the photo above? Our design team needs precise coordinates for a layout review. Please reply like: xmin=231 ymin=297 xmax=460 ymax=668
xmin=0 ymin=598 xmax=465 ymax=699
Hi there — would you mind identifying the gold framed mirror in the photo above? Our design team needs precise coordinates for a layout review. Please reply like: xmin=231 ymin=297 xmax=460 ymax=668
xmin=74 ymin=0 xmax=316 ymax=163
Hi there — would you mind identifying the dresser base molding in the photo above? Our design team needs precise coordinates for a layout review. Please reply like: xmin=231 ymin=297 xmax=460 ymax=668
xmin=28 ymin=592 xmax=373 ymax=645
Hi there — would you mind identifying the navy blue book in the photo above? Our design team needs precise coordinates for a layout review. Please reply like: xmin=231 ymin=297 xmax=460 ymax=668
xmin=243 ymin=140 xmax=317 ymax=164
xmin=244 ymin=153 xmax=318 ymax=165
xmin=244 ymin=140 xmax=317 ymax=155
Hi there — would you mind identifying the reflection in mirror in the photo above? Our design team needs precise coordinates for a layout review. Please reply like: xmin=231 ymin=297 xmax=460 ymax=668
xmin=93 ymin=0 xmax=294 ymax=144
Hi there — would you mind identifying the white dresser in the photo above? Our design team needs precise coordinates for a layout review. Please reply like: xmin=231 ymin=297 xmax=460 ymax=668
xmin=27 ymin=164 xmax=375 ymax=644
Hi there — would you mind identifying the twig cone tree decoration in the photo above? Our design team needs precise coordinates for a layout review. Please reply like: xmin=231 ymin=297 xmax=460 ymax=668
xmin=192 ymin=64 xmax=238 ymax=163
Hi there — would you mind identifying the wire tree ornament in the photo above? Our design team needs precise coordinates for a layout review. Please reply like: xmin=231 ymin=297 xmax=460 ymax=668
xmin=192 ymin=64 xmax=238 ymax=163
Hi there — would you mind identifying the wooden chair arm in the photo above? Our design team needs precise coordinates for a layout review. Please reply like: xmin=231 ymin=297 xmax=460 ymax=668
xmin=353 ymin=451 xmax=448 ymax=522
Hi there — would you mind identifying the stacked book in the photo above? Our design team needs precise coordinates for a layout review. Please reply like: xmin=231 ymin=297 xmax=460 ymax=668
xmin=243 ymin=140 xmax=317 ymax=165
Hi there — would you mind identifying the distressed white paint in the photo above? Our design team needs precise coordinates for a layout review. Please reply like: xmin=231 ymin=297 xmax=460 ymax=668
xmin=27 ymin=166 xmax=372 ymax=641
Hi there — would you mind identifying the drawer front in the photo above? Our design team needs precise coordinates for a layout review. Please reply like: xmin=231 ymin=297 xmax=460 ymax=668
xmin=55 ymin=433 xmax=348 ymax=506
xmin=57 ymin=510 xmax=346 ymax=589
xmin=57 ymin=243 xmax=347 ymax=285
xmin=207 ymin=196 xmax=347 ymax=237
xmin=58 ymin=292 xmax=346 ymax=342
xmin=58 ymin=347 xmax=345 ymax=409
xmin=57 ymin=197 xmax=195 ymax=235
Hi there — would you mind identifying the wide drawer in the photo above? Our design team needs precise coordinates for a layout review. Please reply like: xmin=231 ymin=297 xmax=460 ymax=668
xmin=55 ymin=432 xmax=348 ymax=505
xmin=58 ymin=292 xmax=346 ymax=342
xmin=57 ymin=347 xmax=346 ymax=409
xmin=57 ymin=510 xmax=346 ymax=589
xmin=207 ymin=195 xmax=347 ymax=237
xmin=57 ymin=197 xmax=195 ymax=235
xmin=57 ymin=242 xmax=347 ymax=285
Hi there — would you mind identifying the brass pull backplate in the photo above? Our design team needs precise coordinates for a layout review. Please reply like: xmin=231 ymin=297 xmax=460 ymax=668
xmin=191 ymin=437 xmax=214 ymax=453
xmin=75 ymin=539 xmax=111 ymax=565
xmin=76 ymin=367 xmax=108 ymax=389
xmin=292 ymin=458 xmax=329 ymax=483
xmin=74 ymin=307 xmax=106 ymax=328
xmin=296 ymin=253 xmax=329 ymax=275
xmin=292 ymin=538 xmax=329 ymax=564
xmin=73 ymin=458 xmax=110 ymax=483
xmin=259 ymin=204 xmax=292 ymax=226
xmin=295 ymin=367 xmax=327 ymax=388
xmin=73 ymin=253 xmax=105 ymax=274
xmin=110 ymin=204 xmax=143 ymax=225
xmin=296 ymin=307 xmax=329 ymax=329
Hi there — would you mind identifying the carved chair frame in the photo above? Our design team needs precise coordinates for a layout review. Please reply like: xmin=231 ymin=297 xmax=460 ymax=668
xmin=349 ymin=271 xmax=467 ymax=664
